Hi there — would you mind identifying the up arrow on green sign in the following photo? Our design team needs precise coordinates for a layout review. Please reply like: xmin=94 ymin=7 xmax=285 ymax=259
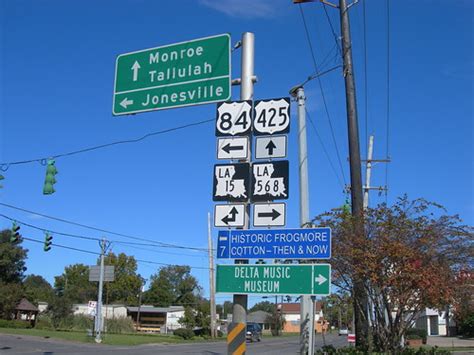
xmin=113 ymin=34 xmax=231 ymax=115
xmin=216 ymin=264 xmax=331 ymax=296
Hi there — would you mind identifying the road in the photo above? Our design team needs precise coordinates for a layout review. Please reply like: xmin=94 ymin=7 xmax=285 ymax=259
xmin=0 ymin=333 xmax=348 ymax=354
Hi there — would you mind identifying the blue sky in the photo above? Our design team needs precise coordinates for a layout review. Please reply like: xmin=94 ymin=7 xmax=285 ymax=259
xmin=1 ymin=0 xmax=472 ymax=306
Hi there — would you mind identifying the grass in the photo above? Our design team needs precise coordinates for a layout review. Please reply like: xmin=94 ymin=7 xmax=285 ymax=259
xmin=0 ymin=327 xmax=225 ymax=346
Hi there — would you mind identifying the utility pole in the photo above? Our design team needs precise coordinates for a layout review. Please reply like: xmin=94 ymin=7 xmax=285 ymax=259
xmin=95 ymin=238 xmax=109 ymax=343
xmin=363 ymin=135 xmax=390 ymax=210
xmin=339 ymin=0 xmax=368 ymax=347
xmin=208 ymin=212 xmax=217 ymax=338
xmin=136 ymin=281 xmax=144 ymax=332
xmin=289 ymin=86 xmax=314 ymax=355
xmin=232 ymin=32 xmax=256 ymax=328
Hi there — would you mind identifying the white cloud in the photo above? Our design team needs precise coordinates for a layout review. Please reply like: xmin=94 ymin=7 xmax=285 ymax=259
xmin=199 ymin=0 xmax=280 ymax=19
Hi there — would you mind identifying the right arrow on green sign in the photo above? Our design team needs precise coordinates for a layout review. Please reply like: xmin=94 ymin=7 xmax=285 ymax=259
xmin=216 ymin=264 xmax=331 ymax=296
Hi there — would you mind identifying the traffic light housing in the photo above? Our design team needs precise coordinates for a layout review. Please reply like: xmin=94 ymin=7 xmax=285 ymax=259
xmin=10 ymin=222 xmax=20 ymax=243
xmin=43 ymin=159 xmax=58 ymax=195
xmin=44 ymin=232 xmax=53 ymax=252
xmin=0 ymin=174 xmax=4 ymax=188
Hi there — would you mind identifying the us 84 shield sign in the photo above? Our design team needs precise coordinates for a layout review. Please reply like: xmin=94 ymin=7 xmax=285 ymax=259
xmin=215 ymin=100 xmax=252 ymax=136
xmin=251 ymin=161 xmax=289 ymax=202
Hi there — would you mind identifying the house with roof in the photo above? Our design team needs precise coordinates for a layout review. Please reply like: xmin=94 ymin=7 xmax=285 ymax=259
xmin=14 ymin=298 xmax=39 ymax=327
xmin=277 ymin=302 xmax=327 ymax=333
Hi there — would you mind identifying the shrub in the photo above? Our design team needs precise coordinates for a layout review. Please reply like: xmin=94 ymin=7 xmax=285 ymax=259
xmin=71 ymin=314 xmax=93 ymax=331
xmin=35 ymin=314 xmax=53 ymax=330
xmin=174 ymin=328 xmax=194 ymax=339
xmin=0 ymin=319 xmax=32 ymax=329
xmin=459 ymin=313 xmax=474 ymax=337
xmin=105 ymin=317 xmax=135 ymax=334
xmin=406 ymin=328 xmax=427 ymax=343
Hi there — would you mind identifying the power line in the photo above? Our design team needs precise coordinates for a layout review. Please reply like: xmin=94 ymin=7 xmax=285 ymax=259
xmin=0 ymin=118 xmax=214 ymax=168
xmin=322 ymin=2 xmax=342 ymax=57
xmin=0 ymin=202 xmax=208 ymax=252
xmin=385 ymin=0 xmax=391 ymax=203
xmin=306 ymin=108 xmax=345 ymax=191
xmin=298 ymin=5 xmax=347 ymax=186
xmin=20 ymin=236 xmax=210 ymax=270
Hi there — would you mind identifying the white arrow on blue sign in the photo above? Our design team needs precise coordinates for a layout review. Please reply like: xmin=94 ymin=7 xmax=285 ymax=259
xmin=216 ymin=228 xmax=331 ymax=260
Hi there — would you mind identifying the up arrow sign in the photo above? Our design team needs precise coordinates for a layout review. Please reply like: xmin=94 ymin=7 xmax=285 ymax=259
xmin=315 ymin=274 xmax=327 ymax=285
xmin=131 ymin=61 xmax=141 ymax=82
xmin=265 ymin=140 xmax=276 ymax=156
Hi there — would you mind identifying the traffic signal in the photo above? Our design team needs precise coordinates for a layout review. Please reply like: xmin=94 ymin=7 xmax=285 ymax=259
xmin=43 ymin=159 xmax=58 ymax=195
xmin=44 ymin=232 xmax=53 ymax=252
xmin=10 ymin=222 xmax=20 ymax=243
xmin=0 ymin=174 xmax=4 ymax=188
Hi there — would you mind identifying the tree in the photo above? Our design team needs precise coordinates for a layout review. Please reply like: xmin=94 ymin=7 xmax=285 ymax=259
xmin=47 ymin=295 xmax=73 ymax=329
xmin=54 ymin=264 xmax=97 ymax=303
xmin=312 ymin=196 xmax=472 ymax=352
xmin=101 ymin=252 xmax=143 ymax=305
xmin=178 ymin=299 xmax=210 ymax=331
xmin=143 ymin=265 xmax=201 ymax=307
xmin=250 ymin=301 xmax=275 ymax=314
xmin=24 ymin=274 xmax=54 ymax=304
xmin=0 ymin=229 xmax=28 ymax=284
xmin=322 ymin=293 xmax=352 ymax=329
xmin=0 ymin=229 xmax=28 ymax=319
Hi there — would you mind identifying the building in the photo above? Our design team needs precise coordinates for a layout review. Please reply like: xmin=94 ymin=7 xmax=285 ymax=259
xmin=277 ymin=302 xmax=328 ymax=333
xmin=126 ymin=305 xmax=185 ymax=333
xmin=414 ymin=308 xmax=453 ymax=336
xmin=72 ymin=303 xmax=128 ymax=319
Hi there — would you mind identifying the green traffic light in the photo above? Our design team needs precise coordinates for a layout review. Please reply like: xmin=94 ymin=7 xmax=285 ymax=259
xmin=10 ymin=223 xmax=20 ymax=243
xmin=44 ymin=233 xmax=53 ymax=252
xmin=43 ymin=159 xmax=57 ymax=195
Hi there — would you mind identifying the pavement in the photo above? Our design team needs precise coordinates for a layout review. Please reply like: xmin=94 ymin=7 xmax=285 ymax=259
xmin=0 ymin=333 xmax=348 ymax=354
xmin=427 ymin=336 xmax=474 ymax=349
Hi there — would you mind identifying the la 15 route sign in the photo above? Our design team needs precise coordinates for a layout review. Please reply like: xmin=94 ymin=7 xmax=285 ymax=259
xmin=216 ymin=264 xmax=331 ymax=296
xmin=113 ymin=34 xmax=231 ymax=115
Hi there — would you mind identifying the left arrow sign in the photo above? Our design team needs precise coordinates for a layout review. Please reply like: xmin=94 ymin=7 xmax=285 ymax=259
xmin=120 ymin=98 xmax=134 ymax=109
xmin=217 ymin=137 xmax=249 ymax=160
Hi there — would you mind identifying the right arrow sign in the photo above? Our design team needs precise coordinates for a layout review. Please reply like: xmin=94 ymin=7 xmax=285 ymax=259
xmin=253 ymin=203 xmax=286 ymax=227
xmin=255 ymin=135 xmax=287 ymax=160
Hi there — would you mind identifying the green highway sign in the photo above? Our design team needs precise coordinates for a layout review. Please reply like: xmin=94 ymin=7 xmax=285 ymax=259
xmin=113 ymin=34 xmax=231 ymax=115
xmin=216 ymin=264 xmax=331 ymax=296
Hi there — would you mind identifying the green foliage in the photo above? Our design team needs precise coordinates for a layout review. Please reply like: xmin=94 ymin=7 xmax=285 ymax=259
xmin=179 ymin=306 xmax=197 ymax=329
xmin=105 ymin=316 xmax=135 ymax=334
xmin=54 ymin=264 xmax=96 ymax=303
xmin=173 ymin=328 xmax=194 ymax=339
xmin=0 ymin=281 xmax=24 ymax=320
xmin=143 ymin=265 xmax=201 ymax=307
xmin=23 ymin=274 xmax=54 ymax=304
xmin=0 ymin=319 xmax=32 ymax=329
xmin=46 ymin=296 xmax=73 ymax=329
xmin=178 ymin=300 xmax=211 ymax=330
xmin=406 ymin=328 xmax=427 ymax=342
xmin=0 ymin=229 xmax=28 ymax=284
xmin=34 ymin=314 xmax=54 ymax=330
xmin=459 ymin=313 xmax=474 ymax=336
xmin=101 ymin=252 xmax=143 ymax=305
xmin=250 ymin=301 xmax=275 ymax=314
xmin=316 ymin=345 xmax=451 ymax=355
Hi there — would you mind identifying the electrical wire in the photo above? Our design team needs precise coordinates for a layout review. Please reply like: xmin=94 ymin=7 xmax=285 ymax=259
xmin=306 ymin=108 xmax=345 ymax=191
xmin=0 ymin=118 xmax=214 ymax=168
xmin=0 ymin=202 xmax=208 ymax=252
xmin=20 ymin=236 xmax=210 ymax=270
xmin=299 ymin=5 xmax=347 ymax=186
xmin=322 ymin=2 xmax=342 ymax=57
